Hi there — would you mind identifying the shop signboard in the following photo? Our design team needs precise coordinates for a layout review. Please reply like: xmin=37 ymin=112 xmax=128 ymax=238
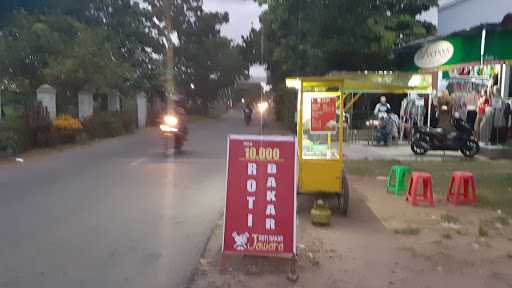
xmin=414 ymin=40 xmax=454 ymax=69
xmin=395 ymin=26 xmax=512 ymax=71
xmin=223 ymin=135 xmax=297 ymax=258
xmin=310 ymin=97 xmax=337 ymax=133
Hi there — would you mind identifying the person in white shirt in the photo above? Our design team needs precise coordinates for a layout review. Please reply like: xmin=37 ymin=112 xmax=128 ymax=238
xmin=374 ymin=96 xmax=391 ymax=118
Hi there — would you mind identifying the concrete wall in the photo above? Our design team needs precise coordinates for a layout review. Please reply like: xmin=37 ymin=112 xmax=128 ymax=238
xmin=136 ymin=92 xmax=147 ymax=128
xmin=439 ymin=0 xmax=512 ymax=35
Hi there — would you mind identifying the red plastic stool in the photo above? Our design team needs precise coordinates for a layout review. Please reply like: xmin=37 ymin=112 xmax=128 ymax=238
xmin=406 ymin=172 xmax=434 ymax=207
xmin=447 ymin=171 xmax=477 ymax=206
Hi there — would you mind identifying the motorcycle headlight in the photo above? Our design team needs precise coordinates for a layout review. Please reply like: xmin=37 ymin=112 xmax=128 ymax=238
xmin=160 ymin=124 xmax=178 ymax=132
xmin=164 ymin=115 xmax=178 ymax=126
xmin=257 ymin=102 xmax=269 ymax=113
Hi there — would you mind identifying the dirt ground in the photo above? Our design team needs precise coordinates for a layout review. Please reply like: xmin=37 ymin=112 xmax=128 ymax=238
xmin=188 ymin=176 xmax=512 ymax=288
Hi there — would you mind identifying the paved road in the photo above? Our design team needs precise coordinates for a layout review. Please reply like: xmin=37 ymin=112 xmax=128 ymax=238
xmin=0 ymin=111 xmax=257 ymax=288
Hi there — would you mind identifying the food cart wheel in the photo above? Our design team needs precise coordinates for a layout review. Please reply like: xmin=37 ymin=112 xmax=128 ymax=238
xmin=337 ymin=170 xmax=350 ymax=216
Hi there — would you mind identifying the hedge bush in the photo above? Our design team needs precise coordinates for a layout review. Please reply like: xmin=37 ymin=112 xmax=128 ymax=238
xmin=82 ymin=111 xmax=136 ymax=139
xmin=53 ymin=114 xmax=83 ymax=144
xmin=1 ymin=109 xmax=138 ymax=158
xmin=0 ymin=126 xmax=21 ymax=156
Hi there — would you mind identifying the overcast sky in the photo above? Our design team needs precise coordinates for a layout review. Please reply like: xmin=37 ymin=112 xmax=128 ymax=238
xmin=202 ymin=0 xmax=264 ymax=41
xmin=202 ymin=0 xmax=266 ymax=79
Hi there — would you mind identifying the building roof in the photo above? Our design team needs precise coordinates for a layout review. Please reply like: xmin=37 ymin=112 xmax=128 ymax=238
xmin=439 ymin=0 xmax=471 ymax=11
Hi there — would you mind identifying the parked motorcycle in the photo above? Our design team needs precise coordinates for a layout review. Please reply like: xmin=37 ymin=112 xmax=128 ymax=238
xmin=160 ymin=114 xmax=187 ymax=155
xmin=410 ymin=115 xmax=480 ymax=158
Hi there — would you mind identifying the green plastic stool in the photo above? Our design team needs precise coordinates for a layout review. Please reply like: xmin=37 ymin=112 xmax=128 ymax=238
xmin=386 ymin=165 xmax=412 ymax=196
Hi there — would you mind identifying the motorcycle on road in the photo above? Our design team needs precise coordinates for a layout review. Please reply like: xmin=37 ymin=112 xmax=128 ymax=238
xmin=160 ymin=114 xmax=187 ymax=155
xmin=243 ymin=107 xmax=253 ymax=126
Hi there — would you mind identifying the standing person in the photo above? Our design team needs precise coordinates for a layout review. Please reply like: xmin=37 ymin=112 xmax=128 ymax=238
xmin=480 ymin=107 xmax=494 ymax=145
xmin=475 ymin=89 xmax=490 ymax=141
xmin=389 ymin=110 xmax=400 ymax=142
xmin=376 ymin=109 xmax=394 ymax=146
xmin=374 ymin=96 xmax=391 ymax=119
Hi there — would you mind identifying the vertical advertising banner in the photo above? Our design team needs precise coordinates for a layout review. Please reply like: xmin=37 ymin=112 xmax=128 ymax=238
xmin=311 ymin=97 xmax=337 ymax=133
xmin=223 ymin=135 xmax=297 ymax=258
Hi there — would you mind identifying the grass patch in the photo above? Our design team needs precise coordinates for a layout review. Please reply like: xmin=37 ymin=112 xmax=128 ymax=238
xmin=394 ymin=226 xmax=421 ymax=236
xmin=440 ymin=213 xmax=460 ymax=224
xmin=346 ymin=160 xmax=512 ymax=214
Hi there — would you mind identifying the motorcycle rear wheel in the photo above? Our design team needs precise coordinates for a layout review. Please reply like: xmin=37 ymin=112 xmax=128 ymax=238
xmin=411 ymin=140 xmax=428 ymax=155
xmin=460 ymin=139 xmax=480 ymax=158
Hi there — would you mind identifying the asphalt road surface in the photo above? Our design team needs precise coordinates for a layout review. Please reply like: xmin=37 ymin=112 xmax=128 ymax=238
xmin=0 ymin=111 xmax=260 ymax=288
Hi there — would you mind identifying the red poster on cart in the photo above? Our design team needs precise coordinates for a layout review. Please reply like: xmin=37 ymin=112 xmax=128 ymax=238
xmin=311 ymin=97 xmax=337 ymax=133
xmin=223 ymin=135 xmax=297 ymax=258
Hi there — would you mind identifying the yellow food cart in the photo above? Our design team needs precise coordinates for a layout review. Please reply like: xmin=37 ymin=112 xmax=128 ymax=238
xmin=286 ymin=72 xmax=432 ymax=215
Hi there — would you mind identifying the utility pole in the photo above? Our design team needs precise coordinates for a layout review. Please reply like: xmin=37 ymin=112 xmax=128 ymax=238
xmin=162 ymin=0 xmax=176 ymax=108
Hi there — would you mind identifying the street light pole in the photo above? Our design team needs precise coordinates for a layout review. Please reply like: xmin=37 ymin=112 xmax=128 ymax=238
xmin=163 ymin=0 xmax=176 ymax=109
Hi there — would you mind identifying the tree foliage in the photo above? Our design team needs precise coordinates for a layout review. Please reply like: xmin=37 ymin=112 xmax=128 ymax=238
xmin=246 ymin=0 xmax=437 ymax=86
xmin=242 ymin=0 xmax=437 ymax=126
xmin=0 ymin=0 xmax=250 ymax=115
xmin=174 ymin=9 xmax=249 ymax=113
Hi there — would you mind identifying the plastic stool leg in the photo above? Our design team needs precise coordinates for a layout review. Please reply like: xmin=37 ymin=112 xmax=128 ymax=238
xmin=386 ymin=169 xmax=392 ymax=193
xmin=406 ymin=177 xmax=414 ymax=203
xmin=395 ymin=172 xmax=404 ymax=196
xmin=447 ymin=176 xmax=455 ymax=202
xmin=454 ymin=177 xmax=462 ymax=205
xmin=410 ymin=177 xmax=418 ymax=206
xmin=463 ymin=178 xmax=469 ymax=201
xmin=427 ymin=178 xmax=434 ymax=207
xmin=470 ymin=177 xmax=478 ymax=205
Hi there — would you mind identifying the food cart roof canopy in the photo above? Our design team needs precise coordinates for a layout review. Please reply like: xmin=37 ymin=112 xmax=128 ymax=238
xmin=286 ymin=71 xmax=432 ymax=94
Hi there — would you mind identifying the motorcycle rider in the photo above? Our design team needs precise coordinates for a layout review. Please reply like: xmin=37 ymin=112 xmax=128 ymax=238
xmin=166 ymin=96 xmax=188 ymax=137
xmin=243 ymin=102 xmax=253 ymax=125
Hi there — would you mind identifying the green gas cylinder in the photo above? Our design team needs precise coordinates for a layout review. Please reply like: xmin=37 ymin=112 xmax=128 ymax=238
xmin=310 ymin=199 xmax=332 ymax=226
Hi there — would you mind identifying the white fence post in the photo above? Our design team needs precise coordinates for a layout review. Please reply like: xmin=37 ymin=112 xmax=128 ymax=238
xmin=36 ymin=84 xmax=57 ymax=120
xmin=78 ymin=89 xmax=94 ymax=120
xmin=136 ymin=92 xmax=147 ymax=128
xmin=108 ymin=92 xmax=121 ymax=112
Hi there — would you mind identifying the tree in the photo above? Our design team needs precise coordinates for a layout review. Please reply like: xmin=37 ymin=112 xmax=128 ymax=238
xmin=0 ymin=12 xmax=65 ymax=95
xmin=247 ymin=0 xmax=437 ymax=83
xmin=243 ymin=0 xmax=437 ymax=125
xmin=44 ymin=20 xmax=135 ymax=97
xmin=1 ymin=0 xmax=251 ymax=116
xmin=0 ymin=0 xmax=166 ymax=98
xmin=146 ymin=0 xmax=249 ymax=114
xmin=176 ymin=10 xmax=249 ymax=114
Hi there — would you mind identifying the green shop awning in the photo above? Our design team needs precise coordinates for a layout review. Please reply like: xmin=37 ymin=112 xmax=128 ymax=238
xmin=394 ymin=24 xmax=512 ymax=72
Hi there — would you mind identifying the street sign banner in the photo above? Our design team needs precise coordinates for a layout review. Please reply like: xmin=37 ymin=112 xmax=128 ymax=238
xmin=223 ymin=135 xmax=297 ymax=258
xmin=311 ymin=97 xmax=337 ymax=133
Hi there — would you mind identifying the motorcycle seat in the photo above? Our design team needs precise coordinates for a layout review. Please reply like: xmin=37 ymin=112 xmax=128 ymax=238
xmin=420 ymin=127 xmax=446 ymax=135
